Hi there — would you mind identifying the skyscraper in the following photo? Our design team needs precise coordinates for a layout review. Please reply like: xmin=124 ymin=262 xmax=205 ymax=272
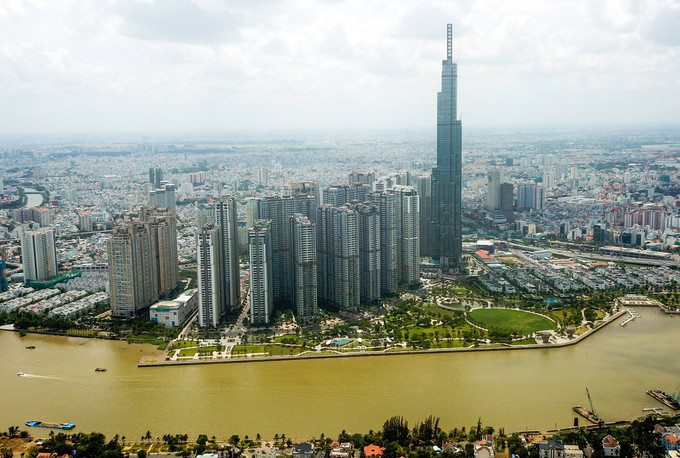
xmin=370 ymin=191 xmax=398 ymax=295
xmin=431 ymin=23 xmax=463 ymax=271
xmin=417 ymin=174 xmax=432 ymax=257
xmin=256 ymin=195 xmax=317 ymax=307
xmin=317 ymin=205 xmax=360 ymax=311
xmin=323 ymin=185 xmax=349 ymax=207
xmin=486 ymin=167 xmax=504 ymax=212
xmin=249 ymin=220 xmax=273 ymax=325
xmin=139 ymin=206 xmax=179 ymax=299
xmin=517 ymin=183 xmax=536 ymax=211
xmin=21 ymin=228 xmax=58 ymax=283
xmin=215 ymin=196 xmax=240 ymax=312
xmin=500 ymin=182 xmax=515 ymax=222
xmin=197 ymin=225 xmax=224 ymax=327
xmin=149 ymin=183 xmax=176 ymax=212
xmin=349 ymin=170 xmax=375 ymax=186
xmin=108 ymin=224 xmax=158 ymax=318
xmin=291 ymin=214 xmax=318 ymax=323
xmin=352 ymin=202 xmax=381 ymax=303
xmin=393 ymin=186 xmax=420 ymax=286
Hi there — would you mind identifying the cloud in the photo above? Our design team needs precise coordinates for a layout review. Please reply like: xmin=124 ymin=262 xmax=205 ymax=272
xmin=1 ymin=0 xmax=680 ymax=133
xmin=114 ymin=0 xmax=245 ymax=44
xmin=641 ymin=2 xmax=680 ymax=46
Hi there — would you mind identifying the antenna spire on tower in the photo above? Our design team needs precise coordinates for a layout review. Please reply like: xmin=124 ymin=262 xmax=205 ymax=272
xmin=447 ymin=23 xmax=452 ymax=60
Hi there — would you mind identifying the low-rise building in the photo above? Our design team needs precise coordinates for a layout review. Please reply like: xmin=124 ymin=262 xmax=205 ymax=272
xmin=293 ymin=443 xmax=315 ymax=458
xmin=364 ymin=445 xmax=385 ymax=457
xmin=539 ymin=439 xmax=564 ymax=458
xmin=602 ymin=435 xmax=620 ymax=457
xmin=564 ymin=445 xmax=584 ymax=458
xmin=149 ymin=289 xmax=198 ymax=328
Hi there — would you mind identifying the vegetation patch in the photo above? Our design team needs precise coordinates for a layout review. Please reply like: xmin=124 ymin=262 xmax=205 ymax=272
xmin=468 ymin=309 xmax=556 ymax=335
xmin=178 ymin=345 xmax=224 ymax=357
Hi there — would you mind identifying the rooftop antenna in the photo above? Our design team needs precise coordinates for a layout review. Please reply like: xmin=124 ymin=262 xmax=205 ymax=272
xmin=447 ymin=23 xmax=452 ymax=60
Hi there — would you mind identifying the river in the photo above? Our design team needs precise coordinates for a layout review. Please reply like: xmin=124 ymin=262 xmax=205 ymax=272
xmin=23 ymin=187 xmax=44 ymax=208
xmin=2 ymin=307 xmax=678 ymax=440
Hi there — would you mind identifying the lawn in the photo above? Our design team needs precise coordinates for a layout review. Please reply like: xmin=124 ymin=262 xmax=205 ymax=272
xmin=171 ymin=340 xmax=199 ymax=349
xmin=511 ymin=337 xmax=538 ymax=345
xmin=422 ymin=303 xmax=460 ymax=317
xmin=232 ymin=344 xmax=304 ymax=356
xmin=468 ymin=309 xmax=556 ymax=334
xmin=178 ymin=345 xmax=224 ymax=357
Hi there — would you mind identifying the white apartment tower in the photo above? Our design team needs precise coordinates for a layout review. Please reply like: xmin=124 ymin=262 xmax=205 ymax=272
xmin=21 ymin=228 xmax=58 ymax=283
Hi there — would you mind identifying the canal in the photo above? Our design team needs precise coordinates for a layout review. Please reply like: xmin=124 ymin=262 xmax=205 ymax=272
xmin=1 ymin=307 xmax=678 ymax=440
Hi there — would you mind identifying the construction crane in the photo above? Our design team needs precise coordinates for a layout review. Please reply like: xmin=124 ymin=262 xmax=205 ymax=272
xmin=586 ymin=387 xmax=599 ymax=420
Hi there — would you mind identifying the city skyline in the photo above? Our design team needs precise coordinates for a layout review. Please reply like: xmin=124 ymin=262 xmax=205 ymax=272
xmin=1 ymin=0 xmax=680 ymax=134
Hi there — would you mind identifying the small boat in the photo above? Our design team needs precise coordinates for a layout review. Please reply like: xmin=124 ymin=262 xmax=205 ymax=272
xmin=26 ymin=345 xmax=36 ymax=349
xmin=25 ymin=421 xmax=75 ymax=430
xmin=94 ymin=368 xmax=107 ymax=372
xmin=17 ymin=371 xmax=24 ymax=376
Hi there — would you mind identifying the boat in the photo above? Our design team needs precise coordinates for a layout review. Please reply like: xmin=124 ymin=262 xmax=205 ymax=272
xmin=25 ymin=421 xmax=76 ymax=430
xmin=25 ymin=345 xmax=36 ymax=349
xmin=94 ymin=368 xmax=107 ymax=372
xmin=17 ymin=372 xmax=24 ymax=376
xmin=646 ymin=389 xmax=680 ymax=410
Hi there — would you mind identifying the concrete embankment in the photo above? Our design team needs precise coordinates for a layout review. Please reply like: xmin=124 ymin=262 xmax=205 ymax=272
xmin=138 ymin=309 xmax=628 ymax=367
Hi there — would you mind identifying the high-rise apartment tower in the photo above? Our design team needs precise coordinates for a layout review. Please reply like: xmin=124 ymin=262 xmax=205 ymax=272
xmin=21 ymin=228 xmax=58 ymax=284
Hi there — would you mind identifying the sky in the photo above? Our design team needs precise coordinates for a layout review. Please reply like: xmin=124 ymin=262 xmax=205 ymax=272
xmin=1 ymin=0 xmax=679 ymax=134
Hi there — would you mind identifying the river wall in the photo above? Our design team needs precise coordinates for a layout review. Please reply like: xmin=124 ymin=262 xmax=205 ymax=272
xmin=138 ymin=309 xmax=628 ymax=367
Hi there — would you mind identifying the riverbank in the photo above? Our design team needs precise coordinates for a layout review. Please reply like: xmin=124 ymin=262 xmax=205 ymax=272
xmin=137 ymin=309 xmax=627 ymax=367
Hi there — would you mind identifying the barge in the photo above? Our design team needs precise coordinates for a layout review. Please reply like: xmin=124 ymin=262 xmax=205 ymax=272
xmin=572 ymin=405 xmax=602 ymax=424
xmin=25 ymin=421 xmax=75 ymax=430
xmin=646 ymin=389 xmax=680 ymax=410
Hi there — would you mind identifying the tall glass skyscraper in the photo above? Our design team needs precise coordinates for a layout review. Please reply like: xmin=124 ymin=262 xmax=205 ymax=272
xmin=431 ymin=23 xmax=462 ymax=270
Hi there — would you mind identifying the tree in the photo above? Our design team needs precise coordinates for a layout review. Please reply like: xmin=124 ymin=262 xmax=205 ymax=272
xmin=229 ymin=435 xmax=241 ymax=447
xmin=412 ymin=416 xmax=441 ymax=446
xmin=137 ymin=450 xmax=147 ymax=458
xmin=382 ymin=416 xmax=410 ymax=447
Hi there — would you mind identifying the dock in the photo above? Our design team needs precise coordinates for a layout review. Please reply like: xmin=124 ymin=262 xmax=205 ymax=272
xmin=620 ymin=308 xmax=640 ymax=327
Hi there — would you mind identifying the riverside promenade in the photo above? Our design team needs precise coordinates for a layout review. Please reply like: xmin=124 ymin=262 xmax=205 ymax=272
xmin=138 ymin=308 xmax=627 ymax=367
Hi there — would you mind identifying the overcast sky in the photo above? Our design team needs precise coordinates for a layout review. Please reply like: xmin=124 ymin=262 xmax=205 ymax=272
xmin=1 ymin=0 xmax=679 ymax=134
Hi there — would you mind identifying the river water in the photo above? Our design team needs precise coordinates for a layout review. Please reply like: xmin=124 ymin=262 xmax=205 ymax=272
xmin=23 ymin=187 xmax=43 ymax=208
xmin=2 ymin=308 xmax=679 ymax=440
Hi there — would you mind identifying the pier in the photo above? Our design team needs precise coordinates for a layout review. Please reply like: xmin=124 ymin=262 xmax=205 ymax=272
xmin=620 ymin=308 xmax=640 ymax=327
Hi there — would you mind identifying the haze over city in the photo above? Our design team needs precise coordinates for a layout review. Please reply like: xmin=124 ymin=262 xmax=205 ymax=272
xmin=1 ymin=0 xmax=680 ymax=134
xmin=3 ymin=0 xmax=680 ymax=457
